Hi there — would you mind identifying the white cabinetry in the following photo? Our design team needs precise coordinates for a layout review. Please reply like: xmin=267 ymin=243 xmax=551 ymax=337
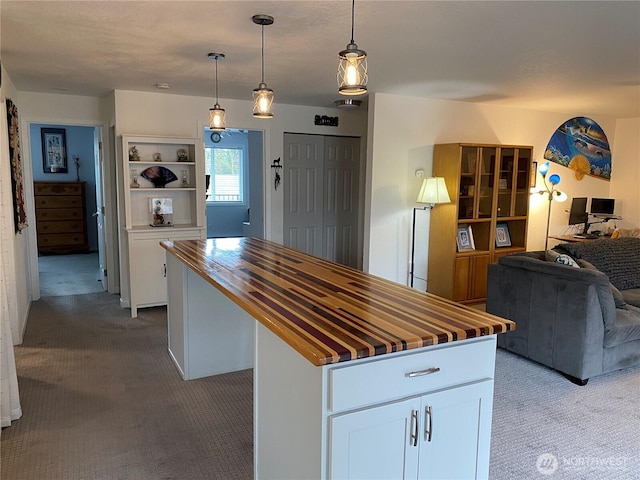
xmin=118 ymin=135 xmax=206 ymax=317
xmin=330 ymin=381 xmax=493 ymax=479
xmin=255 ymin=321 xmax=497 ymax=480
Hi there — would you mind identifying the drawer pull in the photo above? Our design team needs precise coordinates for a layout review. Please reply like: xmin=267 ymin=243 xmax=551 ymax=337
xmin=405 ymin=367 xmax=441 ymax=378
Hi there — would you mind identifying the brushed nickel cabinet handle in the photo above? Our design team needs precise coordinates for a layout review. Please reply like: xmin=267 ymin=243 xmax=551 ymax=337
xmin=410 ymin=409 xmax=419 ymax=447
xmin=425 ymin=405 xmax=433 ymax=442
xmin=405 ymin=367 xmax=441 ymax=378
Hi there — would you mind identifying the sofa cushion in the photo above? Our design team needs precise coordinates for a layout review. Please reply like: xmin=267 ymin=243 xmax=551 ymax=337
xmin=621 ymin=288 xmax=640 ymax=308
xmin=555 ymin=237 xmax=640 ymax=291
xmin=576 ymin=259 xmax=627 ymax=309
xmin=604 ymin=305 xmax=640 ymax=348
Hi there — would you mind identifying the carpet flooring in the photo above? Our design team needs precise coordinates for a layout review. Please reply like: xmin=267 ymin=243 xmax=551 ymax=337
xmin=2 ymin=292 xmax=639 ymax=479
xmin=1 ymin=293 xmax=252 ymax=480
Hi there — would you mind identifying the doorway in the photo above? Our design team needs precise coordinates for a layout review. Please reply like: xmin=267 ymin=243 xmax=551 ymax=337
xmin=203 ymin=127 xmax=264 ymax=239
xmin=29 ymin=123 xmax=106 ymax=296
xmin=283 ymin=133 xmax=361 ymax=268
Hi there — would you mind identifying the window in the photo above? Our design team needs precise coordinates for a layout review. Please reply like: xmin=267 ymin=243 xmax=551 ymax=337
xmin=205 ymin=147 xmax=245 ymax=203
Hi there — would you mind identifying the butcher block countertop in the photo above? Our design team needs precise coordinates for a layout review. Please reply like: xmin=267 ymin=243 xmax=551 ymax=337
xmin=160 ymin=237 xmax=515 ymax=366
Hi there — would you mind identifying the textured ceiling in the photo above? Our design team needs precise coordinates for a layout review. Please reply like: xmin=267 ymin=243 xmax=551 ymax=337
xmin=2 ymin=1 xmax=639 ymax=118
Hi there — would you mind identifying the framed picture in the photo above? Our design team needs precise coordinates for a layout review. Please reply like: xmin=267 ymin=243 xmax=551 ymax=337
xmin=149 ymin=197 xmax=174 ymax=227
xmin=456 ymin=225 xmax=475 ymax=252
xmin=41 ymin=128 xmax=68 ymax=173
xmin=498 ymin=178 xmax=508 ymax=190
xmin=495 ymin=223 xmax=512 ymax=247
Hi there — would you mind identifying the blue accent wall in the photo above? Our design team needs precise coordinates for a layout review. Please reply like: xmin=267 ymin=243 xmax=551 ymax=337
xmin=30 ymin=124 xmax=98 ymax=251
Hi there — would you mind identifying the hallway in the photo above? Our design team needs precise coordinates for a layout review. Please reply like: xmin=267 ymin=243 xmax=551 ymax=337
xmin=38 ymin=253 xmax=103 ymax=297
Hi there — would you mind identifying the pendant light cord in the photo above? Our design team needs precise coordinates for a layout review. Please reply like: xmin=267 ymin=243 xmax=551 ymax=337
xmin=261 ymin=25 xmax=265 ymax=83
xmin=350 ymin=0 xmax=355 ymax=43
xmin=215 ymin=57 xmax=220 ymax=103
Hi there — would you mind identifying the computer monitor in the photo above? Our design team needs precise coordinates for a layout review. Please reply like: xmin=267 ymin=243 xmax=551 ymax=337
xmin=590 ymin=198 xmax=615 ymax=215
xmin=569 ymin=197 xmax=588 ymax=226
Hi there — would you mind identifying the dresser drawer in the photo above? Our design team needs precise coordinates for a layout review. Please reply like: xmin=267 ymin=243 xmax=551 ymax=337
xmin=37 ymin=220 xmax=85 ymax=234
xmin=36 ymin=208 xmax=84 ymax=222
xmin=38 ymin=233 xmax=87 ymax=247
xmin=34 ymin=182 xmax=83 ymax=196
xmin=327 ymin=337 xmax=496 ymax=413
xmin=36 ymin=196 xmax=84 ymax=209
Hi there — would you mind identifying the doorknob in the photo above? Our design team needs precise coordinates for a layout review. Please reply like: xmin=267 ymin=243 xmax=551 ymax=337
xmin=92 ymin=212 xmax=100 ymax=217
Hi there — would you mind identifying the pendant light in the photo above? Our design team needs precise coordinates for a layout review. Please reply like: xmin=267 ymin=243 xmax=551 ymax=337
xmin=338 ymin=0 xmax=367 ymax=95
xmin=252 ymin=14 xmax=275 ymax=119
xmin=208 ymin=52 xmax=226 ymax=131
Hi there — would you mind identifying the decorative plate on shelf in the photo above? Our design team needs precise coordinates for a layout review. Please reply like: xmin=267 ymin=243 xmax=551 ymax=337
xmin=140 ymin=166 xmax=178 ymax=188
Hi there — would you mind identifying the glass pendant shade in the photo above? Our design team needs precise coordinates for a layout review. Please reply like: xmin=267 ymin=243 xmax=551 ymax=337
xmin=338 ymin=42 xmax=368 ymax=95
xmin=253 ymin=83 xmax=274 ymax=118
xmin=209 ymin=104 xmax=226 ymax=131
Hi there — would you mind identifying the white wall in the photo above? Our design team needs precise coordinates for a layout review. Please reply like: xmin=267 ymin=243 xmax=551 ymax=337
xmin=0 ymin=65 xmax=31 ymax=343
xmin=112 ymin=90 xmax=368 ymax=243
xmin=364 ymin=92 xmax=633 ymax=286
xmin=610 ymin=118 xmax=640 ymax=228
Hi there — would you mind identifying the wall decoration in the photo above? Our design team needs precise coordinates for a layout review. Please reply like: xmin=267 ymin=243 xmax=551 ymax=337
xmin=544 ymin=116 xmax=611 ymax=181
xmin=271 ymin=157 xmax=282 ymax=190
xmin=5 ymin=99 xmax=28 ymax=233
xmin=41 ymin=127 xmax=68 ymax=173
xmin=140 ymin=166 xmax=177 ymax=188
xmin=314 ymin=115 xmax=339 ymax=127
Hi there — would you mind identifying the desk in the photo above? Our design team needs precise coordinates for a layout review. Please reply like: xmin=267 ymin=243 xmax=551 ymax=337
xmin=550 ymin=234 xmax=611 ymax=243
xmin=161 ymin=237 xmax=514 ymax=479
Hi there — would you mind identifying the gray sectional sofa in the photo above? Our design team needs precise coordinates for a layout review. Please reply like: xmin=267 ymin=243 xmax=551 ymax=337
xmin=486 ymin=237 xmax=640 ymax=384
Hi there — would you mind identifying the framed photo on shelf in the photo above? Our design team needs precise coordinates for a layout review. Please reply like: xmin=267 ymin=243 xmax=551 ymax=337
xmin=456 ymin=225 xmax=475 ymax=252
xmin=495 ymin=223 xmax=512 ymax=247
xmin=530 ymin=161 xmax=538 ymax=188
xmin=41 ymin=128 xmax=68 ymax=173
xmin=498 ymin=178 xmax=508 ymax=190
xmin=149 ymin=197 xmax=174 ymax=227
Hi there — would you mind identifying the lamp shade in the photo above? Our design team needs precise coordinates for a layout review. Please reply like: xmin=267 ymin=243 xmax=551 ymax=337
xmin=417 ymin=177 xmax=451 ymax=205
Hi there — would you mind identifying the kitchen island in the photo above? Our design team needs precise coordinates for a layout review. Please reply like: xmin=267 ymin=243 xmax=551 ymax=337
xmin=161 ymin=237 xmax=514 ymax=479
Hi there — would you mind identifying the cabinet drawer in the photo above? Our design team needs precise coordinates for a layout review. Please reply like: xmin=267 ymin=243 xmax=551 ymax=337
xmin=34 ymin=183 xmax=83 ymax=195
xmin=37 ymin=220 xmax=84 ymax=234
xmin=38 ymin=233 xmax=86 ymax=247
xmin=327 ymin=337 xmax=496 ymax=413
xmin=36 ymin=195 xmax=84 ymax=209
xmin=36 ymin=208 xmax=84 ymax=222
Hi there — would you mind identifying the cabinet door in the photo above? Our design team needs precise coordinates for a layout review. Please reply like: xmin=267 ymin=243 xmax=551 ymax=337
xmin=330 ymin=397 xmax=421 ymax=480
xmin=418 ymin=381 xmax=494 ymax=480
xmin=454 ymin=255 xmax=489 ymax=301
xmin=129 ymin=238 xmax=167 ymax=307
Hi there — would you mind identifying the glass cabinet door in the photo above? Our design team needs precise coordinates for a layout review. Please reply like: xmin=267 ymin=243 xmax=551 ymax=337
xmin=496 ymin=148 xmax=515 ymax=218
xmin=514 ymin=148 xmax=531 ymax=216
xmin=478 ymin=147 xmax=496 ymax=218
xmin=458 ymin=146 xmax=478 ymax=220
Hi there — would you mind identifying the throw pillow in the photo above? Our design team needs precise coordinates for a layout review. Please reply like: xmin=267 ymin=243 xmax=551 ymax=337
xmin=545 ymin=249 xmax=579 ymax=268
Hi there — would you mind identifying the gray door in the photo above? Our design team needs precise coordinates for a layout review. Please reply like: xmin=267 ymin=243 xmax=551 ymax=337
xmin=283 ymin=133 xmax=360 ymax=267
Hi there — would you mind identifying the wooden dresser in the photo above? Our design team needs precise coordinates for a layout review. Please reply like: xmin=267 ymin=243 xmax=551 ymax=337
xmin=34 ymin=182 xmax=88 ymax=254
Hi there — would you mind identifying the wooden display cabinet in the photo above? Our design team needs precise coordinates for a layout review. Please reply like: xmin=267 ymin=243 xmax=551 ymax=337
xmin=428 ymin=143 xmax=532 ymax=303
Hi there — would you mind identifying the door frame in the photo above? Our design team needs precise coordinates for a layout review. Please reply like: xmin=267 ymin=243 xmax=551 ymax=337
xmin=22 ymin=117 xmax=116 ymax=299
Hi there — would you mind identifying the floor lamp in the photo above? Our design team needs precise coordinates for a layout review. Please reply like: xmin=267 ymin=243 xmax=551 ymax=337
xmin=410 ymin=177 xmax=451 ymax=287
xmin=536 ymin=161 xmax=567 ymax=250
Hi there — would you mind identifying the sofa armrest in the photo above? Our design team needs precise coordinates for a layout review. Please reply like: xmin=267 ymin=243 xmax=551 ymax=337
xmin=487 ymin=259 xmax=607 ymax=380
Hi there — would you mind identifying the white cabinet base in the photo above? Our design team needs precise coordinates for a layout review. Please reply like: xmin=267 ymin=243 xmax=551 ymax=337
xmin=166 ymin=253 xmax=254 ymax=380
